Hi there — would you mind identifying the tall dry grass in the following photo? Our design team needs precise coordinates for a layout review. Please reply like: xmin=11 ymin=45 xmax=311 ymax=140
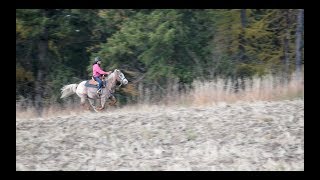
xmin=16 ymin=72 xmax=304 ymax=119
xmin=137 ymin=72 xmax=304 ymax=107
xmin=16 ymin=100 xmax=81 ymax=119
xmin=185 ymin=73 xmax=304 ymax=106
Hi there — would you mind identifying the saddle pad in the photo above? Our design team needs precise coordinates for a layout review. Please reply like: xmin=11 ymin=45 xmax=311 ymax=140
xmin=84 ymin=80 xmax=99 ymax=88
xmin=84 ymin=80 xmax=108 ymax=88
xmin=90 ymin=79 xmax=99 ymax=85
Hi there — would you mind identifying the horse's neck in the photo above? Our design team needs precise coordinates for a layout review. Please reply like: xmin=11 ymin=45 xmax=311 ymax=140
xmin=106 ymin=72 xmax=117 ymax=90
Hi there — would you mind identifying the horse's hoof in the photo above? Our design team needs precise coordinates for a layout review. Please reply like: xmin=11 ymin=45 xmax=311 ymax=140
xmin=96 ymin=107 xmax=104 ymax=111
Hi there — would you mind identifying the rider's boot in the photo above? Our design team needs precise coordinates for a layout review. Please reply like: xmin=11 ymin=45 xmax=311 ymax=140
xmin=97 ymin=88 xmax=102 ymax=95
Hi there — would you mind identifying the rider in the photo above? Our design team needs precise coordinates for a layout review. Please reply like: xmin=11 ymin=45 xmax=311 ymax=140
xmin=92 ymin=57 xmax=111 ymax=94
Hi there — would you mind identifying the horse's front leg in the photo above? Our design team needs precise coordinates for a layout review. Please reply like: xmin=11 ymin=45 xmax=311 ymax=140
xmin=109 ymin=95 xmax=117 ymax=106
xmin=97 ymin=96 xmax=107 ymax=111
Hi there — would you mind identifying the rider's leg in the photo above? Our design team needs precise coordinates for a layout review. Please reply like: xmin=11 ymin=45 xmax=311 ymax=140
xmin=94 ymin=77 xmax=103 ymax=93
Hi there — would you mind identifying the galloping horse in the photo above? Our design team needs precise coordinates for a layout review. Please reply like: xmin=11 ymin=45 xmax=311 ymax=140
xmin=60 ymin=69 xmax=128 ymax=112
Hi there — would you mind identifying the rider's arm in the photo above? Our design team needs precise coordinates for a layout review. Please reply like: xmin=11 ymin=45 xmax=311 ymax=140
xmin=93 ymin=64 xmax=108 ymax=75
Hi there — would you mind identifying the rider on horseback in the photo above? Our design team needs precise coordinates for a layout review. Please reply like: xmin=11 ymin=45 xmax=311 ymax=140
xmin=92 ymin=57 xmax=111 ymax=94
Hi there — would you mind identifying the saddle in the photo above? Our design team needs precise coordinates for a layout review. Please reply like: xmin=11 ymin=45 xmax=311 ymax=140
xmin=88 ymin=77 xmax=99 ymax=86
xmin=84 ymin=76 xmax=107 ymax=88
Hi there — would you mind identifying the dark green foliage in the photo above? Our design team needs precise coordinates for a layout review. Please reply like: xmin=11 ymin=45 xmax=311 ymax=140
xmin=16 ymin=9 xmax=304 ymax=107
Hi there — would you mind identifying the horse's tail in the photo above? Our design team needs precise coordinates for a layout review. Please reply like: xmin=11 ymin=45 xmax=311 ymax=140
xmin=60 ymin=84 xmax=78 ymax=99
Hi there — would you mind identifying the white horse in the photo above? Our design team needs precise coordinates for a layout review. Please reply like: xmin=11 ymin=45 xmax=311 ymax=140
xmin=60 ymin=69 xmax=128 ymax=112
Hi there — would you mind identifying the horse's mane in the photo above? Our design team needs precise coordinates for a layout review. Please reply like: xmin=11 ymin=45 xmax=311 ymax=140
xmin=105 ymin=69 xmax=119 ymax=92
xmin=106 ymin=69 xmax=118 ymax=82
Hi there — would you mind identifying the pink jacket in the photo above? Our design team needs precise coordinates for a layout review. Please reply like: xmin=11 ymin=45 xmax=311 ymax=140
xmin=93 ymin=64 xmax=108 ymax=77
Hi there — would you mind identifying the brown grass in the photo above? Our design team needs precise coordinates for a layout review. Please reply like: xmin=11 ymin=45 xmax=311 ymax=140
xmin=182 ymin=73 xmax=304 ymax=106
xmin=16 ymin=72 xmax=304 ymax=119
xmin=16 ymin=100 xmax=87 ymax=119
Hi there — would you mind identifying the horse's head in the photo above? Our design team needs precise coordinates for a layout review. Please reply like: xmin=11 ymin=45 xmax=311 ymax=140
xmin=113 ymin=69 xmax=128 ymax=86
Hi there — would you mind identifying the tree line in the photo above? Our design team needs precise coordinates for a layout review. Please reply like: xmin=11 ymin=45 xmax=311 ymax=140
xmin=16 ymin=9 xmax=304 ymax=110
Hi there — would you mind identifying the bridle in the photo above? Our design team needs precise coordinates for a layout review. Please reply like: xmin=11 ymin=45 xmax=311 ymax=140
xmin=117 ymin=71 xmax=127 ymax=88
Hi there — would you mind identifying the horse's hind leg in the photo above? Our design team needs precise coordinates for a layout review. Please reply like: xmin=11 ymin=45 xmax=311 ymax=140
xmin=88 ymin=98 xmax=98 ymax=112
xmin=80 ymin=97 xmax=89 ymax=110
